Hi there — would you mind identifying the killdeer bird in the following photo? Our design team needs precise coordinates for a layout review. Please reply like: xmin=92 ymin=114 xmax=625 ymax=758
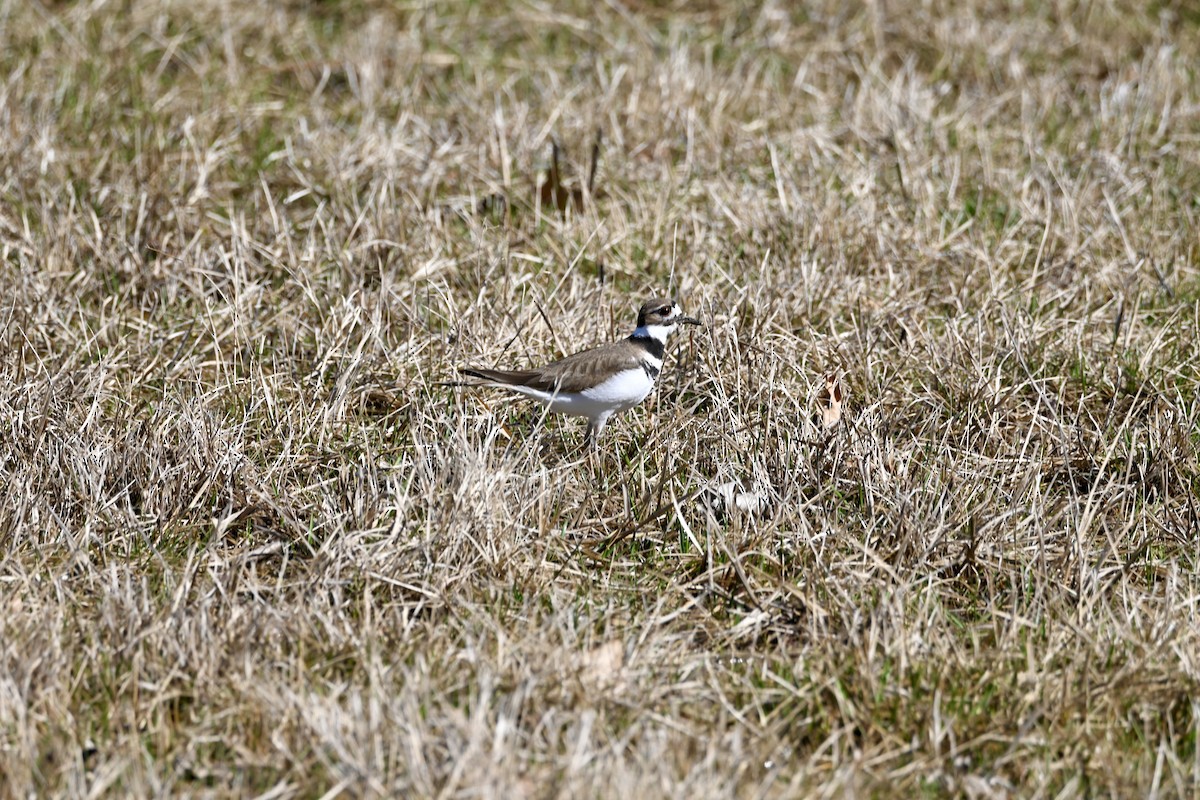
xmin=460 ymin=296 xmax=702 ymax=444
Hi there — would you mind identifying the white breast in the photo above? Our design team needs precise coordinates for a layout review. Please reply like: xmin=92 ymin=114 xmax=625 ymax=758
xmin=544 ymin=368 xmax=656 ymax=418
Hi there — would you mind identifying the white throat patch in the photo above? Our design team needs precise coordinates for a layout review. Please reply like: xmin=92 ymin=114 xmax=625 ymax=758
xmin=633 ymin=323 xmax=674 ymax=344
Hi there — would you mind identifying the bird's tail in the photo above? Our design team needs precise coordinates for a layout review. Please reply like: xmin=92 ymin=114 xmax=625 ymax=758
xmin=458 ymin=367 xmax=539 ymax=386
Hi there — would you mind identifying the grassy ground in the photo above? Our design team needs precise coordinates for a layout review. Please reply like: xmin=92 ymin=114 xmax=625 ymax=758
xmin=2 ymin=0 xmax=1200 ymax=796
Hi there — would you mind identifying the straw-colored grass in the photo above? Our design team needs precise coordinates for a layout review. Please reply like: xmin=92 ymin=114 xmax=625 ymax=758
xmin=3 ymin=0 xmax=1200 ymax=796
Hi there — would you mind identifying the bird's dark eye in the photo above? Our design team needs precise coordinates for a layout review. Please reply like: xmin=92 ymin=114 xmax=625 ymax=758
xmin=659 ymin=306 xmax=671 ymax=315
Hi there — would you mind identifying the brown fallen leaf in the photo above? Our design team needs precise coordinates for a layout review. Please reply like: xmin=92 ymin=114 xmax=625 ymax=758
xmin=818 ymin=373 xmax=844 ymax=429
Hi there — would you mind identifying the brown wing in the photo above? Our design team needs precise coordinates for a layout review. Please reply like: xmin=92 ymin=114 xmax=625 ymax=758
xmin=458 ymin=367 xmax=545 ymax=386
xmin=534 ymin=342 xmax=645 ymax=392
xmin=461 ymin=341 xmax=643 ymax=394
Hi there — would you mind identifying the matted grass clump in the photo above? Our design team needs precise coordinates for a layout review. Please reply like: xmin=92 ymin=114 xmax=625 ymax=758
xmin=2 ymin=0 xmax=1200 ymax=796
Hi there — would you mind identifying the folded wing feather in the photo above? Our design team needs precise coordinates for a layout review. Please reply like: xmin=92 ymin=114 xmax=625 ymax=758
xmin=460 ymin=341 xmax=644 ymax=395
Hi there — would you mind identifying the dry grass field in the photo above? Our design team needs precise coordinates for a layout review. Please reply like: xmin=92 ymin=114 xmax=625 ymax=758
xmin=3 ymin=0 xmax=1200 ymax=796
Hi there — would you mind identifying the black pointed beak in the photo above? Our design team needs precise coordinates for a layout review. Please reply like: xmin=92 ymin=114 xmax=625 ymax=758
xmin=677 ymin=316 xmax=702 ymax=327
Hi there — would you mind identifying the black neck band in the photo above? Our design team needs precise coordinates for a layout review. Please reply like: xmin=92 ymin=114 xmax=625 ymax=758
xmin=631 ymin=335 xmax=665 ymax=360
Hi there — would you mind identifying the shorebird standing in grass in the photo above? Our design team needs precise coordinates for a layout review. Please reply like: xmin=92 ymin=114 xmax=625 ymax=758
xmin=459 ymin=296 xmax=702 ymax=445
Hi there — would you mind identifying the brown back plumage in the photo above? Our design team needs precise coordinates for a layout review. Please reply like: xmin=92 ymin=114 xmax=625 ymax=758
xmin=459 ymin=339 xmax=650 ymax=394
